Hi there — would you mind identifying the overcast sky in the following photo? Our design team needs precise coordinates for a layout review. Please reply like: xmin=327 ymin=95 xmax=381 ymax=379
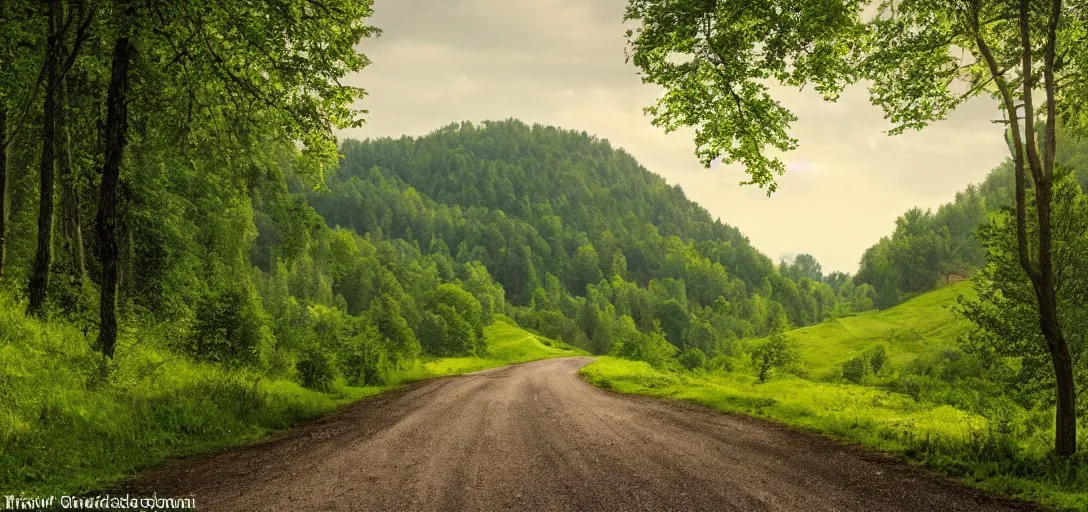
xmin=336 ymin=0 xmax=1011 ymax=274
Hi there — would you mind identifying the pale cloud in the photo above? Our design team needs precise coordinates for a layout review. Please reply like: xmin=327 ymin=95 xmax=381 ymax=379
xmin=339 ymin=0 xmax=1010 ymax=274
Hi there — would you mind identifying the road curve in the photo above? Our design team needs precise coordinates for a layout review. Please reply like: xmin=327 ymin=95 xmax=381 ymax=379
xmin=123 ymin=357 xmax=1036 ymax=511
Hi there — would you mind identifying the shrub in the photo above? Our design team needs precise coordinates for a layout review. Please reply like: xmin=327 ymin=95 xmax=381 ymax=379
xmin=868 ymin=345 xmax=888 ymax=374
xmin=678 ymin=347 xmax=708 ymax=371
xmin=707 ymin=354 xmax=736 ymax=373
xmin=340 ymin=328 xmax=393 ymax=386
xmin=186 ymin=287 xmax=269 ymax=366
xmin=750 ymin=332 xmax=801 ymax=383
xmin=611 ymin=319 xmax=678 ymax=369
xmin=841 ymin=354 xmax=872 ymax=384
xmin=296 ymin=348 xmax=336 ymax=391
xmin=419 ymin=284 xmax=485 ymax=357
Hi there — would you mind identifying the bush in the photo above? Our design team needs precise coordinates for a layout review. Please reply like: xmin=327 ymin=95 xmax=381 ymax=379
xmin=296 ymin=348 xmax=336 ymax=391
xmin=339 ymin=327 xmax=394 ymax=386
xmin=419 ymin=284 xmax=485 ymax=356
xmin=750 ymin=332 xmax=801 ymax=383
xmin=186 ymin=287 xmax=270 ymax=366
xmin=611 ymin=320 xmax=678 ymax=369
xmin=841 ymin=354 xmax=872 ymax=384
xmin=678 ymin=347 xmax=708 ymax=371
xmin=868 ymin=345 xmax=888 ymax=374
xmin=707 ymin=354 xmax=735 ymax=373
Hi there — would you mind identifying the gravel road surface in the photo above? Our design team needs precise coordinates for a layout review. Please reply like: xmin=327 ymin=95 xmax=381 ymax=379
xmin=122 ymin=357 xmax=1037 ymax=511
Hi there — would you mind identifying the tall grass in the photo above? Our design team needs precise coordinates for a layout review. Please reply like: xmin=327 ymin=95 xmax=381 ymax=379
xmin=0 ymin=292 xmax=578 ymax=496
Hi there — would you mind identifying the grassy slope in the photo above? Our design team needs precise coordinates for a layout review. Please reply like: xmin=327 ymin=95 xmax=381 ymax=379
xmin=580 ymin=282 xmax=1088 ymax=511
xmin=758 ymin=281 xmax=976 ymax=377
xmin=0 ymin=295 xmax=583 ymax=496
xmin=418 ymin=320 xmax=588 ymax=376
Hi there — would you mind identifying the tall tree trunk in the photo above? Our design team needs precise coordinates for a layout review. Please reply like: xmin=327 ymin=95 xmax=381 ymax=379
xmin=1040 ymin=293 xmax=1078 ymax=456
xmin=1038 ymin=0 xmax=1077 ymax=458
xmin=57 ymin=77 xmax=85 ymax=279
xmin=27 ymin=0 xmax=63 ymax=315
xmin=96 ymin=27 xmax=134 ymax=359
xmin=0 ymin=107 xmax=8 ymax=278
xmin=1013 ymin=0 xmax=1077 ymax=457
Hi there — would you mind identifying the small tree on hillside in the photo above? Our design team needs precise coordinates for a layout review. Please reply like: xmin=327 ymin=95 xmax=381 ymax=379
xmin=751 ymin=331 xmax=801 ymax=383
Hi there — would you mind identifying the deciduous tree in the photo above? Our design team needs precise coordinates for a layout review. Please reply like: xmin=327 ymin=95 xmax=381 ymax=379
xmin=624 ymin=0 xmax=1086 ymax=454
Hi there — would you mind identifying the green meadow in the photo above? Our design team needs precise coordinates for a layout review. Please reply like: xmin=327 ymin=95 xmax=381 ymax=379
xmin=580 ymin=282 xmax=1088 ymax=511
xmin=0 ymin=293 xmax=581 ymax=496
xmin=758 ymin=281 xmax=976 ymax=378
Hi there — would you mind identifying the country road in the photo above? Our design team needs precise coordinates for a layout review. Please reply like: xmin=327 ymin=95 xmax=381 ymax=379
xmin=123 ymin=357 xmax=1036 ymax=511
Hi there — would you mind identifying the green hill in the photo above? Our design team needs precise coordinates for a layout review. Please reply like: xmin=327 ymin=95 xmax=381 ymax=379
xmin=311 ymin=120 xmax=873 ymax=353
xmin=763 ymin=281 xmax=975 ymax=377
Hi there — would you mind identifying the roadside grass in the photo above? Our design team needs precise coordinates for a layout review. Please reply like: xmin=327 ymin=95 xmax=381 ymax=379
xmin=580 ymin=357 xmax=986 ymax=451
xmin=581 ymin=281 xmax=1088 ymax=511
xmin=0 ymin=294 xmax=580 ymax=496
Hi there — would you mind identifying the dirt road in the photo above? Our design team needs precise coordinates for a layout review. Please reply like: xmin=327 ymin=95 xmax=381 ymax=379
xmin=123 ymin=357 xmax=1036 ymax=511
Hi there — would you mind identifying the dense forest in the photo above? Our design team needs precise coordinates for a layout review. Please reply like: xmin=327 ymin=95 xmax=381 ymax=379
xmin=3 ymin=104 xmax=870 ymax=385
xmin=310 ymin=120 xmax=877 ymax=359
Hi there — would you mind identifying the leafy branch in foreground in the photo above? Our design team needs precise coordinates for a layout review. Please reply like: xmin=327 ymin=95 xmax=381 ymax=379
xmin=625 ymin=0 xmax=1086 ymax=456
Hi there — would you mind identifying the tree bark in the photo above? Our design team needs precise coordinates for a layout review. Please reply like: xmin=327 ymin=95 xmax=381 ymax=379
xmin=57 ymin=77 xmax=85 ymax=279
xmin=0 ymin=107 xmax=8 ymax=278
xmin=1017 ymin=0 xmax=1077 ymax=458
xmin=27 ymin=0 xmax=63 ymax=315
xmin=96 ymin=25 xmax=134 ymax=359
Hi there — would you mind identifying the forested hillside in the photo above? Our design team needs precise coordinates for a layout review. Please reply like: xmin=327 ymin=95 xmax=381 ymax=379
xmin=310 ymin=120 xmax=875 ymax=357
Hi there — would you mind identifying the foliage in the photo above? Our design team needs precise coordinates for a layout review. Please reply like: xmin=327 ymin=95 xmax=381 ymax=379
xmin=840 ymin=354 xmax=872 ymax=384
xmin=0 ymin=286 xmax=578 ymax=495
xmin=185 ymin=285 xmax=269 ymax=366
xmin=856 ymin=134 xmax=1088 ymax=308
xmin=623 ymin=0 xmax=1088 ymax=454
xmin=611 ymin=319 xmax=678 ymax=370
xmin=678 ymin=347 xmax=708 ymax=371
xmin=313 ymin=121 xmax=876 ymax=356
xmin=751 ymin=331 xmax=801 ymax=383
xmin=296 ymin=347 xmax=336 ymax=392
xmin=419 ymin=283 xmax=486 ymax=357
xmin=868 ymin=345 xmax=888 ymax=375
xmin=960 ymin=172 xmax=1088 ymax=419
xmin=622 ymin=0 xmax=863 ymax=191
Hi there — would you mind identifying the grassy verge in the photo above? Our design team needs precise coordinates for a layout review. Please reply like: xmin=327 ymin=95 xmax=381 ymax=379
xmin=580 ymin=356 xmax=1088 ymax=510
xmin=0 ymin=293 xmax=582 ymax=496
